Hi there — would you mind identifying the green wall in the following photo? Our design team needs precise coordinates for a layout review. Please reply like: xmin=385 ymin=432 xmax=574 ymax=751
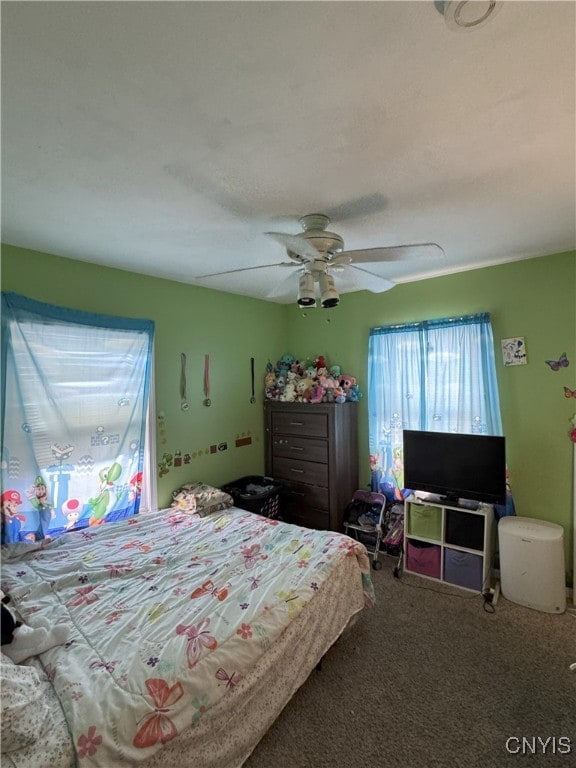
xmin=1 ymin=244 xmax=287 ymax=507
xmin=285 ymin=251 xmax=576 ymax=581
xmin=2 ymin=244 xmax=575 ymax=582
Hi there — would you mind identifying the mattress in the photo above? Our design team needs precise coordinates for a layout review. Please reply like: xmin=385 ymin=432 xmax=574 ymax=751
xmin=1 ymin=506 xmax=374 ymax=767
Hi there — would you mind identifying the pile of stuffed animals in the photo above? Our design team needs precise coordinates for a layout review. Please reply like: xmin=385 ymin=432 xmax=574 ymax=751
xmin=264 ymin=354 xmax=363 ymax=404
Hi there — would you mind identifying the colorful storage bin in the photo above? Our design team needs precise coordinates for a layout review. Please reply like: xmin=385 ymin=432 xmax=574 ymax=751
xmin=407 ymin=504 xmax=442 ymax=541
xmin=443 ymin=548 xmax=483 ymax=591
xmin=406 ymin=539 xmax=441 ymax=579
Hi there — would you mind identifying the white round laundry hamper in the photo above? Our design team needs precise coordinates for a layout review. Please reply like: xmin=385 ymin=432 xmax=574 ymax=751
xmin=498 ymin=516 xmax=566 ymax=614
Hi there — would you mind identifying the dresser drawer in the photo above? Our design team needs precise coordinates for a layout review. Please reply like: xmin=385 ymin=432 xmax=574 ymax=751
xmin=280 ymin=480 xmax=329 ymax=511
xmin=272 ymin=457 xmax=328 ymax=487
xmin=271 ymin=411 xmax=328 ymax=438
xmin=271 ymin=436 xmax=328 ymax=463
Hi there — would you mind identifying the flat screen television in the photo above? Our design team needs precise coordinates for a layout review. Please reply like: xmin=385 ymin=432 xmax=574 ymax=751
xmin=402 ymin=430 xmax=506 ymax=505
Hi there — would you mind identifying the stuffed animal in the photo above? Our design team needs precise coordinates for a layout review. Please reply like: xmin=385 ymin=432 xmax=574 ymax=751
xmin=323 ymin=388 xmax=335 ymax=403
xmin=264 ymin=363 xmax=277 ymax=389
xmin=279 ymin=381 xmax=297 ymax=402
xmin=318 ymin=375 xmax=338 ymax=390
xmin=290 ymin=360 xmax=304 ymax=377
xmin=339 ymin=374 xmax=357 ymax=391
xmin=1 ymin=591 xmax=70 ymax=663
xmin=265 ymin=384 xmax=278 ymax=400
xmin=333 ymin=386 xmax=347 ymax=404
xmin=346 ymin=384 xmax=363 ymax=402
xmin=309 ymin=384 xmax=325 ymax=403
xmin=315 ymin=366 xmax=328 ymax=380
xmin=296 ymin=377 xmax=314 ymax=401
xmin=304 ymin=366 xmax=317 ymax=381
xmin=276 ymin=354 xmax=295 ymax=377
xmin=329 ymin=364 xmax=342 ymax=379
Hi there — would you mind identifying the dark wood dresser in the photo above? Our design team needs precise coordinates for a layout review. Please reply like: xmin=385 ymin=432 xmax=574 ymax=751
xmin=264 ymin=401 xmax=358 ymax=531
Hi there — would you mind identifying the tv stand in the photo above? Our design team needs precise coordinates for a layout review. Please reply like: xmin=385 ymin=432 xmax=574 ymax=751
xmin=404 ymin=495 xmax=494 ymax=592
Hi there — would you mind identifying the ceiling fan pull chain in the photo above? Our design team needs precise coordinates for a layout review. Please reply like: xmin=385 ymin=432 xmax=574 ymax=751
xmin=203 ymin=354 xmax=211 ymax=407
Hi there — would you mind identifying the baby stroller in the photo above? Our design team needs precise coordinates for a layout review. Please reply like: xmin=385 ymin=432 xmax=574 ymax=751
xmin=381 ymin=502 xmax=405 ymax=578
xmin=343 ymin=490 xmax=387 ymax=570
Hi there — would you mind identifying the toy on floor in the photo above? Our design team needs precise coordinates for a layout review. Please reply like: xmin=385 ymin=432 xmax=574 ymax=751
xmin=1 ymin=590 xmax=70 ymax=663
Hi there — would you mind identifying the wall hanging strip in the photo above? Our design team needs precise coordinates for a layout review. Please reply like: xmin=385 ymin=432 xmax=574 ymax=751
xmin=203 ymin=354 xmax=211 ymax=406
xmin=250 ymin=357 xmax=256 ymax=403
xmin=180 ymin=353 xmax=189 ymax=411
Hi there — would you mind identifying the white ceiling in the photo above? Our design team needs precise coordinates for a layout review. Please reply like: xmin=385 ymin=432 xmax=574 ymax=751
xmin=2 ymin=1 xmax=575 ymax=304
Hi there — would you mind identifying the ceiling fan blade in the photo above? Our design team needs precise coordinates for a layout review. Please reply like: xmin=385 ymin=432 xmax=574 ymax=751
xmin=265 ymin=268 xmax=304 ymax=300
xmin=343 ymin=243 xmax=445 ymax=264
xmin=329 ymin=254 xmax=353 ymax=267
xmin=265 ymin=232 xmax=321 ymax=261
xmin=194 ymin=262 xmax=297 ymax=279
xmin=332 ymin=264 xmax=395 ymax=294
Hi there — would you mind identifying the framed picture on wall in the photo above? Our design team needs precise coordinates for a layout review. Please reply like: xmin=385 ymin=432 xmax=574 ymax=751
xmin=501 ymin=337 xmax=527 ymax=366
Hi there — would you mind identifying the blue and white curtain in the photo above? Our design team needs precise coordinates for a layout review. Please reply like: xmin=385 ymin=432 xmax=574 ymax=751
xmin=1 ymin=292 xmax=154 ymax=543
xmin=368 ymin=313 xmax=503 ymax=500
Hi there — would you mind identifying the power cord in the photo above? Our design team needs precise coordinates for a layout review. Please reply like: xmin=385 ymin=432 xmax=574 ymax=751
xmin=383 ymin=558 xmax=497 ymax=612
xmin=482 ymin=591 xmax=496 ymax=613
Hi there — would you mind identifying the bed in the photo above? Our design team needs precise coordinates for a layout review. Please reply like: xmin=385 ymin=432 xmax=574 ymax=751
xmin=1 ymin=499 xmax=374 ymax=768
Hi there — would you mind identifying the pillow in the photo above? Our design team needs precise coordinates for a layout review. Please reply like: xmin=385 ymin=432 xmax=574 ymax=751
xmin=0 ymin=657 xmax=51 ymax=752
xmin=170 ymin=482 xmax=234 ymax=517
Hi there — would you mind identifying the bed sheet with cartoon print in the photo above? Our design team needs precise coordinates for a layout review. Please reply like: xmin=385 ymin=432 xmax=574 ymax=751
xmin=1 ymin=506 xmax=374 ymax=767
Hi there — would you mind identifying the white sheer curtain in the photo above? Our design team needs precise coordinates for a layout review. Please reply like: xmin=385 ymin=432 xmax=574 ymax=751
xmin=367 ymin=313 xmax=503 ymax=498
xmin=1 ymin=292 xmax=155 ymax=543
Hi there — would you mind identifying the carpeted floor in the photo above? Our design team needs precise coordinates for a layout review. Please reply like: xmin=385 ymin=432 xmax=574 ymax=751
xmin=245 ymin=556 xmax=576 ymax=768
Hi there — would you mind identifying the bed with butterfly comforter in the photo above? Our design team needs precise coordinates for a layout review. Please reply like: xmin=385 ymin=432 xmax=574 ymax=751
xmin=0 ymin=503 xmax=374 ymax=768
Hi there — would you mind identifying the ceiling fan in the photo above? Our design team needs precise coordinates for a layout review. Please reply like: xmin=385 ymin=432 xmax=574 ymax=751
xmin=194 ymin=213 xmax=444 ymax=308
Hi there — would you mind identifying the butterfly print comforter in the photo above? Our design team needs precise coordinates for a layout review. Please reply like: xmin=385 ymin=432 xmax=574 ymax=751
xmin=1 ymin=507 xmax=374 ymax=766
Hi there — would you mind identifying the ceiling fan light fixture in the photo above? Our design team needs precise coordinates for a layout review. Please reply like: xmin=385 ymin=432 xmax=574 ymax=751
xmin=297 ymin=272 xmax=316 ymax=307
xmin=436 ymin=1 xmax=502 ymax=31
xmin=318 ymin=272 xmax=340 ymax=309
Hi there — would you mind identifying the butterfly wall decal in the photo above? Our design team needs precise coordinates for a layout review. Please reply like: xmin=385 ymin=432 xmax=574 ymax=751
xmin=564 ymin=387 xmax=576 ymax=399
xmin=133 ymin=678 xmax=184 ymax=749
xmin=545 ymin=353 xmax=569 ymax=371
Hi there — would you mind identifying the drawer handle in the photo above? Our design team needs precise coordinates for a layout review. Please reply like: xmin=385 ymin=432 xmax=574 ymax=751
xmin=290 ymin=446 xmax=304 ymax=452
xmin=289 ymin=421 xmax=304 ymax=426
xmin=290 ymin=468 xmax=305 ymax=474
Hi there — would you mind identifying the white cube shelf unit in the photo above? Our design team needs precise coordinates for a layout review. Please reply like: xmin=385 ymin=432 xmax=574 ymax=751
xmin=403 ymin=495 xmax=495 ymax=593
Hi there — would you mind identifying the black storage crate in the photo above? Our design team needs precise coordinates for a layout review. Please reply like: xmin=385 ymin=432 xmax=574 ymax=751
xmin=445 ymin=508 xmax=485 ymax=551
xmin=222 ymin=475 xmax=283 ymax=519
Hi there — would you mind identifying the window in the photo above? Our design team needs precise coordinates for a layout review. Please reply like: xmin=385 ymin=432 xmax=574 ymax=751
xmin=1 ymin=292 xmax=155 ymax=543
xmin=367 ymin=313 xmax=502 ymax=496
